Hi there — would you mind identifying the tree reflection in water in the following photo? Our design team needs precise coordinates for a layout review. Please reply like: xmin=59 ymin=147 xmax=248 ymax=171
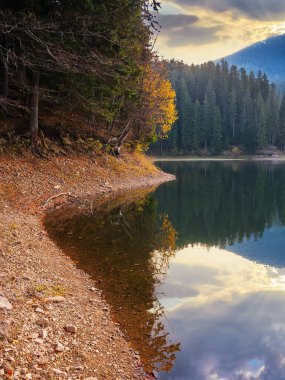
xmin=45 ymin=190 xmax=180 ymax=374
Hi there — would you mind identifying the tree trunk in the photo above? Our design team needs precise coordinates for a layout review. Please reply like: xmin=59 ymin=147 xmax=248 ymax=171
xmin=30 ymin=71 xmax=40 ymax=146
xmin=2 ymin=63 xmax=8 ymax=97
xmin=114 ymin=119 xmax=132 ymax=155
xmin=19 ymin=63 xmax=27 ymax=85
xmin=1 ymin=34 xmax=8 ymax=97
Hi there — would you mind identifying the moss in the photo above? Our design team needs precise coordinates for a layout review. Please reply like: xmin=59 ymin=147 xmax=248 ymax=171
xmin=35 ymin=284 xmax=66 ymax=297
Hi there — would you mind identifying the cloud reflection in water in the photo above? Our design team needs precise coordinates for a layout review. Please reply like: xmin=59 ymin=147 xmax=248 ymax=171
xmin=158 ymin=245 xmax=285 ymax=380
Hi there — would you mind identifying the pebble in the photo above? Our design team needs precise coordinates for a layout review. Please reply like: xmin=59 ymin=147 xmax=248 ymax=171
xmin=54 ymin=342 xmax=65 ymax=352
xmin=0 ymin=320 xmax=9 ymax=340
xmin=35 ymin=307 xmax=44 ymax=313
xmin=0 ymin=295 xmax=13 ymax=310
xmin=152 ymin=370 xmax=158 ymax=379
xmin=74 ymin=365 xmax=84 ymax=371
xmin=64 ymin=325 xmax=77 ymax=334
xmin=28 ymin=332 xmax=39 ymax=340
xmin=44 ymin=296 xmax=66 ymax=303
xmin=52 ymin=368 xmax=67 ymax=376
xmin=37 ymin=356 xmax=49 ymax=365
xmin=36 ymin=318 xmax=49 ymax=327
xmin=39 ymin=328 xmax=48 ymax=338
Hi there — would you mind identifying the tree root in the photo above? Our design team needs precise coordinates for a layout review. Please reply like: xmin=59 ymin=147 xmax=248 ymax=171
xmin=43 ymin=192 xmax=79 ymax=209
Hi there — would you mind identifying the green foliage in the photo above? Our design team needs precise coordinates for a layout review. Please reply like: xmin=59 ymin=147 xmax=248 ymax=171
xmin=0 ymin=0 xmax=167 ymax=151
xmin=150 ymin=60 xmax=284 ymax=155
xmin=211 ymin=107 xmax=222 ymax=154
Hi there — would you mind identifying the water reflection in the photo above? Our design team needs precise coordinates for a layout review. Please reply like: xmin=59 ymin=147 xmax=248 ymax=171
xmin=156 ymin=161 xmax=285 ymax=266
xmin=45 ymin=161 xmax=285 ymax=379
xmin=158 ymin=245 xmax=285 ymax=380
xmin=44 ymin=190 xmax=180 ymax=374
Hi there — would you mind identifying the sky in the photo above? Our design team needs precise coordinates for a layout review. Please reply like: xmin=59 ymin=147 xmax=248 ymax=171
xmin=154 ymin=0 xmax=285 ymax=64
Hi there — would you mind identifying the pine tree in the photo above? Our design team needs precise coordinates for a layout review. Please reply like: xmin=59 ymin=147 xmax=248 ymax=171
xmin=202 ymin=80 xmax=216 ymax=151
xmin=279 ymin=93 xmax=285 ymax=150
xmin=192 ymin=100 xmax=201 ymax=151
xmin=256 ymin=94 xmax=267 ymax=149
xmin=181 ymin=98 xmax=193 ymax=153
xmin=150 ymin=59 xmax=283 ymax=155
xmin=229 ymin=89 xmax=237 ymax=143
xmin=211 ymin=107 xmax=222 ymax=154
xmin=242 ymin=89 xmax=256 ymax=153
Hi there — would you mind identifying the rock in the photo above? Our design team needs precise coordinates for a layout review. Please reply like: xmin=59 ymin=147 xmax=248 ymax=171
xmin=34 ymin=338 xmax=44 ymax=344
xmin=52 ymin=368 xmax=67 ymax=376
xmin=37 ymin=356 xmax=49 ymax=365
xmin=84 ymin=378 xmax=98 ymax=380
xmin=0 ymin=320 xmax=9 ymax=340
xmin=36 ymin=318 xmax=49 ymax=327
xmin=0 ymin=296 xmax=12 ymax=310
xmin=90 ymin=287 xmax=96 ymax=292
xmin=39 ymin=329 xmax=48 ymax=338
xmin=152 ymin=370 xmax=158 ymax=379
xmin=54 ymin=185 xmax=61 ymax=190
xmin=64 ymin=325 xmax=77 ymax=334
xmin=35 ymin=307 xmax=44 ymax=313
xmin=44 ymin=296 xmax=66 ymax=303
xmin=28 ymin=332 xmax=39 ymax=340
xmin=54 ymin=342 xmax=64 ymax=352
xmin=74 ymin=366 xmax=84 ymax=371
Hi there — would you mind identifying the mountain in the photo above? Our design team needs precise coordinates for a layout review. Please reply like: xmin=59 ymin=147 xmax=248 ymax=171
xmin=222 ymin=34 xmax=285 ymax=84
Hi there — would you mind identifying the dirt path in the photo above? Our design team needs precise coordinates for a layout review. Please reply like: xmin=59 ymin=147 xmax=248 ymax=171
xmin=0 ymin=152 xmax=174 ymax=380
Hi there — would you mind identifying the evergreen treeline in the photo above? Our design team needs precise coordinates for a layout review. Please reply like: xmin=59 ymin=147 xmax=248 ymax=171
xmin=0 ymin=1 xmax=176 ymax=156
xmin=151 ymin=60 xmax=285 ymax=155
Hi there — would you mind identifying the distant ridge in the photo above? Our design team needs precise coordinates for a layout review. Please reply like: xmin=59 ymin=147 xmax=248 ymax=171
xmin=221 ymin=34 xmax=285 ymax=84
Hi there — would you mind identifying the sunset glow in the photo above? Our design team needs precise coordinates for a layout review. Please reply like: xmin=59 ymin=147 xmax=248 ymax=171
xmin=155 ymin=0 xmax=285 ymax=64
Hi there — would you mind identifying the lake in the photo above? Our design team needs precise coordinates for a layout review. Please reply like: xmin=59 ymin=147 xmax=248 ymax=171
xmin=45 ymin=160 xmax=285 ymax=380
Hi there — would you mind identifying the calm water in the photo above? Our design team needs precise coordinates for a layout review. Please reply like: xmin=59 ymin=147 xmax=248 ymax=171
xmin=45 ymin=161 xmax=285 ymax=380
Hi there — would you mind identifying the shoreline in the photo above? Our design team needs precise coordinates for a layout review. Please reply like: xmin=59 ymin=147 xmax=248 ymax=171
xmin=152 ymin=155 xmax=285 ymax=162
xmin=0 ymin=152 xmax=174 ymax=380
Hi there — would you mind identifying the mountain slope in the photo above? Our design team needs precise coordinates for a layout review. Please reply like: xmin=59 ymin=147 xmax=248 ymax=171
xmin=223 ymin=34 xmax=285 ymax=83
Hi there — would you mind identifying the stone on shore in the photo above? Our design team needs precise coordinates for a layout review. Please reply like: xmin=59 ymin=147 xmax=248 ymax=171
xmin=0 ymin=295 xmax=12 ymax=310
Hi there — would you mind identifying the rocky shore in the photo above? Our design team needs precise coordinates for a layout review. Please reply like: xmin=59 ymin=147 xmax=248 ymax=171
xmin=0 ymin=152 xmax=174 ymax=380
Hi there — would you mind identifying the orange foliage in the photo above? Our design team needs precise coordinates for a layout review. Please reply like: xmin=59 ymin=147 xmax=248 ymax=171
xmin=142 ymin=63 xmax=177 ymax=138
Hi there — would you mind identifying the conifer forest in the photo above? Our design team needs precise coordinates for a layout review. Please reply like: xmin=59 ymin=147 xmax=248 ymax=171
xmin=151 ymin=60 xmax=285 ymax=155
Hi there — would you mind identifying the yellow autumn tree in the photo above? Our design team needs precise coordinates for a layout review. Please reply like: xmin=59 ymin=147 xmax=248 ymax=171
xmin=142 ymin=62 xmax=177 ymax=140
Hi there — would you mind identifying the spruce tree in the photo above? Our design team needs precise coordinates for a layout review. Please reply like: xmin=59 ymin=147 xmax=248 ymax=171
xmin=202 ymin=80 xmax=216 ymax=151
xmin=229 ymin=89 xmax=237 ymax=143
xmin=211 ymin=107 xmax=222 ymax=154
xmin=192 ymin=100 xmax=201 ymax=152
xmin=256 ymin=94 xmax=267 ymax=149
xmin=279 ymin=93 xmax=285 ymax=150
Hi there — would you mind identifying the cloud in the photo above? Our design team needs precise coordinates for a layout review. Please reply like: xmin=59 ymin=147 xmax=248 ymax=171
xmin=156 ymin=14 xmax=223 ymax=47
xmin=169 ymin=0 xmax=285 ymax=20
xmin=155 ymin=13 xmax=199 ymax=30
xmin=167 ymin=25 xmax=223 ymax=46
